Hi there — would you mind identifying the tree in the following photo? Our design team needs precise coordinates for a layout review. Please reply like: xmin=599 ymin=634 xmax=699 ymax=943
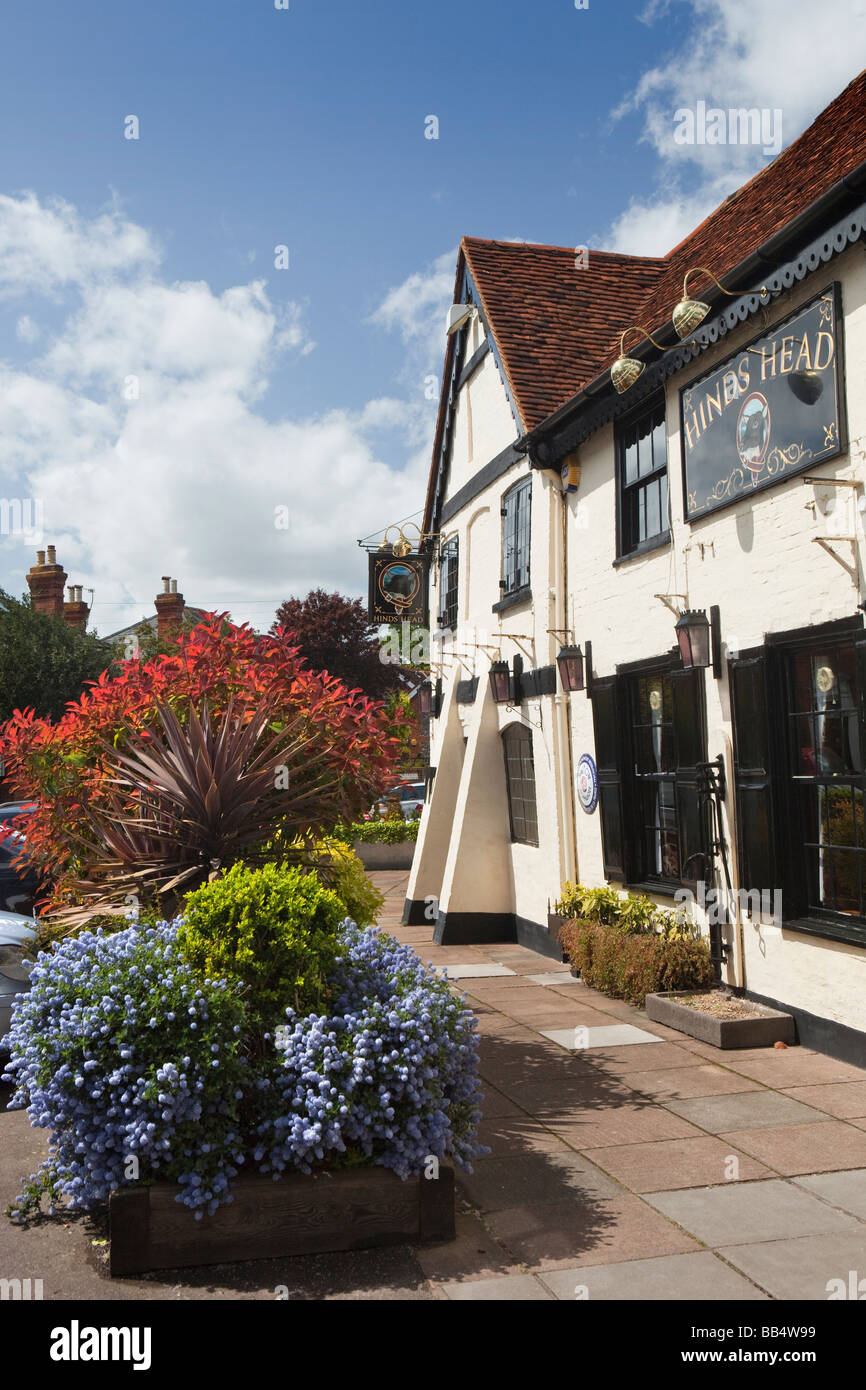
xmin=271 ymin=589 xmax=407 ymax=700
xmin=0 ymin=590 xmax=117 ymax=723
xmin=0 ymin=616 xmax=408 ymax=916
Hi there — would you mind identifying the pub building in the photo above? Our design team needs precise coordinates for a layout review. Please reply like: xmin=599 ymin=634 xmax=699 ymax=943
xmin=404 ymin=69 xmax=866 ymax=1059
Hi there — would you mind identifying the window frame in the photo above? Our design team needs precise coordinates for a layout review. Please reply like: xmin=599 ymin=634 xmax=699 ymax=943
xmin=438 ymin=535 xmax=459 ymax=631
xmin=500 ymin=477 xmax=532 ymax=599
xmin=501 ymin=722 xmax=539 ymax=846
xmin=592 ymin=654 xmax=707 ymax=894
xmin=615 ymin=394 xmax=670 ymax=560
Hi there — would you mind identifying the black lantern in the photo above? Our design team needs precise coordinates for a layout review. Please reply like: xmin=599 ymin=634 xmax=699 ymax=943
xmin=675 ymin=609 xmax=711 ymax=668
xmin=556 ymin=645 xmax=585 ymax=693
xmin=417 ymin=681 xmax=433 ymax=716
xmin=488 ymin=660 xmax=511 ymax=704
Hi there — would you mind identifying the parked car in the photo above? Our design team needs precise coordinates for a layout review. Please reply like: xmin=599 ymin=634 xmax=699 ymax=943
xmin=0 ymin=909 xmax=37 ymax=1056
xmin=0 ymin=803 xmax=39 ymax=916
xmin=373 ymin=782 xmax=426 ymax=820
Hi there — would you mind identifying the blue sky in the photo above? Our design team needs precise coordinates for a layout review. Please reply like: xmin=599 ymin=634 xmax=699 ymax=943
xmin=0 ymin=0 xmax=864 ymax=632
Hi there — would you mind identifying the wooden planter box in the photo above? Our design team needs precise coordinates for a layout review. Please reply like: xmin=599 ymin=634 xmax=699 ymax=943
xmin=109 ymin=1163 xmax=454 ymax=1276
xmin=645 ymin=991 xmax=795 ymax=1049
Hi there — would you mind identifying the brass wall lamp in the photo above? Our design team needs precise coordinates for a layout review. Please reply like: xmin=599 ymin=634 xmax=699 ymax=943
xmin=612 ymin=267 xmax=771 ymax=396
xmin=611 ymin=326 xmax=668 ymax=395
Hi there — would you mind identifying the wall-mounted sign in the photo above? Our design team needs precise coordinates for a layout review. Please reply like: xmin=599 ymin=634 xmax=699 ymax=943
xmin=576 ymin=753 xmax=599 ymax=814
xmin=368 ymin=553 xmax=429 ymax=625
xmin=680 ymin=283 xmax=846 ymax=522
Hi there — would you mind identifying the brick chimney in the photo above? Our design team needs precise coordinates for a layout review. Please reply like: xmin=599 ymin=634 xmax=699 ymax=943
xmin=154 ymin=576 xmax=185 ymax=641
xmin=63 ymin=584 xmax=90 ymax=631
xmin=26 ymin=546 xmax=67 ymax=620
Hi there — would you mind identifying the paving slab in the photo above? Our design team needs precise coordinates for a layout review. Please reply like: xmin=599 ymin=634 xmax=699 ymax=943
xmin=792 ymin=1169 xmax=866 ymax=1221
xmin=541 ymin=1024 xmax=663 ymax=1050
xmin=486 ymin=1194 xmax=700 ymax=1270
xmin=581 ymin=1041 xmax=700 ymax=1073
xmin=718 ymin=1051 xmax=866 ymax=1088
xmin=644 ymin=1177 xmax=861 ymax=1247
xmin=456 ymin=1152 xmax=623 ymax=1213
xmin=662 ymin=1089 xmax=832 ymax=1133
xmin=619 ymin=1064 xmax=764 ymax=1101
xmin=548 ymin=1105 xmax=706 ymax=1150
xmin=525 ymin=972 xmax=582 ymax=986
xmin=413 ymin=1212 xmax=520 ymax=1284
xmin=439 ymin=1273 xmax=553 ymax=1300
xmin=718 ymin=1230 xmax=866 ymax=1301
xmin=538 ymin=1250 xmax=769 ymax=1301
xmin=719 ymin=1119 xmax=866 ymax=1175
xmin=780 ymin=1082 xmax=866 ymax=1119
xmin=475 ymin=1116 xmax=575 ymax=1157
xmin=583 ymin=1136 xmax=773 ymax=1193
xmin=440 ymin=964 xmax=517 ymax=979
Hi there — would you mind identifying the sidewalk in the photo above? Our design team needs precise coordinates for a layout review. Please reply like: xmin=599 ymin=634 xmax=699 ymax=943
xmin=2 ymin=870 xmax=865 ymax=1301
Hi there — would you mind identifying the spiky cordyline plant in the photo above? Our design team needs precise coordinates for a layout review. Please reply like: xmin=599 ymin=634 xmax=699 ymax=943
xmin=52 ymin=696 xmax=349 ymax=927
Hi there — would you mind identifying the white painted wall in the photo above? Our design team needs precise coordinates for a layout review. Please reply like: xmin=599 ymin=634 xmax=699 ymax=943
xmin=412 ymin=246 xmax=866 ymax=1033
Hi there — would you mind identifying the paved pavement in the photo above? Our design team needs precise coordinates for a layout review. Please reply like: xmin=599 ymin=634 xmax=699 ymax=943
xmin=2 ymin=869 xmax=865 ymax=1301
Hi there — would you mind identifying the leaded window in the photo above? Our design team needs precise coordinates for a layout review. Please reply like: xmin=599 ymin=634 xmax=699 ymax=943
xmin=439 ymin=537 xmax=458 ymax=630
xmin=501 ymin=478 xmax=531 ymax=596
xmin=616 ymin=398 xmax=669 ymax=557
xmin=502 ymin=723 xmax=538 ymax=846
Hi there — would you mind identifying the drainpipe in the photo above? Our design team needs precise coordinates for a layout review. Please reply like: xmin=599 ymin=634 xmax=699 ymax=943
xmin=551 ymin=478 xmax=578 ymax=886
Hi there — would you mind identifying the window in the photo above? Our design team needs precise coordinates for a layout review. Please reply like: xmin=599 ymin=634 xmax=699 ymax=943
xmin=788 ymin=640 xmax=865 ymax=921
xmin=501 ymin=478 xmax=531 ymax=597
xmin=591 ymin=662 xmax=706 ymax=888
xmin=731 ymin=622 xmax=866 ymax=945
xmin=502 ymin=723 xmax=538 ymax=845
xmin=616 ymin=397 xmax=669 ymax=558
xmin=439 ymin=536 xmax=458 ymax=630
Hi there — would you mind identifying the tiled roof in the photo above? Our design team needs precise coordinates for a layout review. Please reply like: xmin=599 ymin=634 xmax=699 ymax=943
xmin=599 ymin=67 xmax=866 ymax=376
xmin=463 ymin=240 xmax=666 ymax=431
xmin=427 ymin=68 xmax=866 ymax=526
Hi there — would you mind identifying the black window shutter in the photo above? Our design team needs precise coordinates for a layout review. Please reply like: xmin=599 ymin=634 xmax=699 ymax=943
xmin=591 ymin=677 xmax=625 ymax=880
xmin=670 ymin=666 xmax=708 ymax=889
xmin=729 ymin=653 xmax=778 ymax=899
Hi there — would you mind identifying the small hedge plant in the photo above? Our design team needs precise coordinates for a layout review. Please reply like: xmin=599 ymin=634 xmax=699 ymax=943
xmin=332 ymin=820 xmax=419 ymax=845
xmin=179 ymin=863 xmax=345 ymax=1041
xmin=559 ymin=919 xmax=714 ymax=1008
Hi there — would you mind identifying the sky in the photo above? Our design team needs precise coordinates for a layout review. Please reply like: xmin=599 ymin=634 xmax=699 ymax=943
xmin=1 ymin=0 xmax=865 ymax=635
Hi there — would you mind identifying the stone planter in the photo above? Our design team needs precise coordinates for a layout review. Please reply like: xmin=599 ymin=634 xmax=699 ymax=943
xmin=109 ymin=1163 xmax=455 ymax=1276
xmin=352 ymin=839 xmax=416 ymax=871
xmin=645 ymin=991 xmax=795 ymax=1049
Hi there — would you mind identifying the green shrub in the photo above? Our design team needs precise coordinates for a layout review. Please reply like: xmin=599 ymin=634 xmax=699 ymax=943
xmin=179 ymin=863 xmax=345 ymax=1043
xmin=299 ymin=836 xmax=385 ymax=926
xmin=553 ymin=881 xmax=690 ymax=936
xmin=559 ymin=918 xmax=713 ymax=1008
xmin=332 ymin=820 xmax=419 ymax=845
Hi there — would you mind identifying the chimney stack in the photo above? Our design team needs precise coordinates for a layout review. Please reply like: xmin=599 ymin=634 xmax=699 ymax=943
xmin=26 ymin=546 xmax=67 ymax=620
xmin=63 ymin=583 xmax=90 ymax=632
xmin=155 ymin=575 xmax=185 ymax=641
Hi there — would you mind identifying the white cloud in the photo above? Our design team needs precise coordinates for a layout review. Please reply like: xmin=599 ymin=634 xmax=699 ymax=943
xmin=0 ymin=193 xmax=439 ymax=634
xmin=0 ymin=191 xmax=158 ymax=299
xmin=368 ymin=248 xmax=456 ymax=382
xmin=15 ymin=315 xmax=39 ymax=343
xmin=605 ymin=0 xmax=866 ymax=253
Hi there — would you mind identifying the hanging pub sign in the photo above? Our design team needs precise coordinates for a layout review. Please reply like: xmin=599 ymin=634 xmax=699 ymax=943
xmin=680 ymin=283 xmax=846 ymax=521
xmin=368 ymin=552 xmax=429 ymax=625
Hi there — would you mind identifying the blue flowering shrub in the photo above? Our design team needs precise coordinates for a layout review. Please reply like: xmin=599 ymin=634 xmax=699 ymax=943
xmin=3 ymin=915 xmax=484 ymax=1221
xmin=3 ymin=923 xmax=249 ymax=1219
xmin=256 ymin=924 xmax=483 ymax=1179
